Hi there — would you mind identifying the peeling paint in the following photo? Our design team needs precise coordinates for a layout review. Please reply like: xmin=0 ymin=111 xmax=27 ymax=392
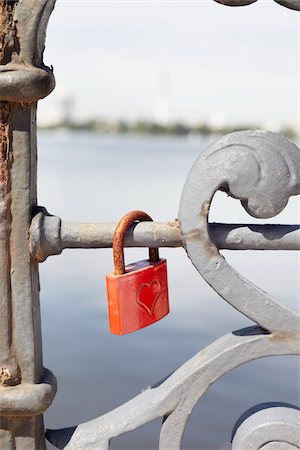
xmin=0 ymin=0 xmax=19 ymax=65
xmin=0 ymin=366 xmax=11 ymax=385
xmin=0 ymin=102 xmax=12 ymax=186
xmin=0 ymin=100 xmax=18 ymax=388
xmin=201 ymin=201 xmax=210 ymax=216
xmin=167 ymin=218 xmax=180 ymax=229
xmin=0 ymin=365 xmax=18 ymax=386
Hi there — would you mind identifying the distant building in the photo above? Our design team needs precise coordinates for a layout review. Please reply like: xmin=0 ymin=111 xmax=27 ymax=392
xmin=154 ymin=70 xmax=171 ymax=125
xmin=58 ymin=93 xmax=75 ymax=125
xmin=37 ymin=89 xmax=75 ymax=127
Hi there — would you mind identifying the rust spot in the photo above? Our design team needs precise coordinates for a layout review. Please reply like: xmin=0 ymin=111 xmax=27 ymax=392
xmin=167 ymin=218 xmax=180 ymax=228
xmin=0 ymin=366 xmax=11 ymax=384
xmin=0 ymin=0 xmax=19 ymax=65
xmin=0 ymin=102 xmax=12 ymax=187
xmin=185 ymin=229 xmax=203 ymax=242
xmin=113 ymin=211 xmax=158 ymax=275
xmin=207 ymin=242 xmax=218 ymax=255
xmin=184 ymin=226 xmax=219 ymax=255
xmin=0 ymin=363 xmax=21 ymax=386
xmin=268 ymin=331 xmax=297 ymax=342
xmin=201 ymin=201 xmax=210 ymax=216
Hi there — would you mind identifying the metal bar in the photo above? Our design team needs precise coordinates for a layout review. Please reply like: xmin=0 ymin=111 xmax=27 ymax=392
xmin=210 ymin=223 xmax=300 ymax=251
xmin=0 ymin=102 xmax=17 ymax=386
xmin=30 ymin=211 xmax=300 ymax=262
xmin=61 ymin=222 xmax=300 ymax=250
xmin=0 ymin=1 xmax=56 ymax=448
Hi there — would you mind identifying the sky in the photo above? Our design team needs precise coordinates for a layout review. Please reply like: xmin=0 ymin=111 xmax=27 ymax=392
xmin=38 ymin=0 xmax=300 ymax=129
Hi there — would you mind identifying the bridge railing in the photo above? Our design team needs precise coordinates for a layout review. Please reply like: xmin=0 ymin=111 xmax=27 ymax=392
xmin=0 ymin=1 xmax=299 ymax=449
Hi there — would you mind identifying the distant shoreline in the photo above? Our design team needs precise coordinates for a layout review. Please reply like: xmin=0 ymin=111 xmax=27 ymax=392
xmin=38 ymin=120 xmax=298 ymax=139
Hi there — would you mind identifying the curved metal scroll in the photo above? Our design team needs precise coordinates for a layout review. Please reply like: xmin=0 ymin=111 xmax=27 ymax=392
xmin=214 ymin=0 xmax=258 ymax=5
xmin=231 ymin=404 xmax=300 ymax=449
xmin=213 ymin=0 xmax=300 ymax=10
xmin=47 ymin=131 xmax=300 ymax=449
xmin=179 ymin=130 xmax=300 ymax=337
xmin=46 ymin=330 xmax=299 ymax=450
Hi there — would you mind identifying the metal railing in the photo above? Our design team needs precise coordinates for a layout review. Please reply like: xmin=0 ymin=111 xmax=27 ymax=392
xmin=0 ymin=1 xmax=299 ymax=449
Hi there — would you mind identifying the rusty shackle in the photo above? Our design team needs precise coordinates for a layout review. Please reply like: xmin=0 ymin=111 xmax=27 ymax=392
xmin=113 ymin=211 xmax=159 ymax=275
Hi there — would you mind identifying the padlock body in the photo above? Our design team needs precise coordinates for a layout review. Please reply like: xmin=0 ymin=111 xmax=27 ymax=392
xmin=106 ymin=259 xmax=169 ymax=335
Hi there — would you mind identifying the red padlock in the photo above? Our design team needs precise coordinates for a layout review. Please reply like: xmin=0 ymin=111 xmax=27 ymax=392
xmin=106 ymin=211 xmax=169 ymax=335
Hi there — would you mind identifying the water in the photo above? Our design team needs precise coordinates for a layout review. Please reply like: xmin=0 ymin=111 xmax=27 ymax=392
xmin=37 ymin=131 xmax=299 ymax=449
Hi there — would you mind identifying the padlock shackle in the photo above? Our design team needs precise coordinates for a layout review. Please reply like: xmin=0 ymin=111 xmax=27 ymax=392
xmin=113 ymin=211 xmax=159 ymax=275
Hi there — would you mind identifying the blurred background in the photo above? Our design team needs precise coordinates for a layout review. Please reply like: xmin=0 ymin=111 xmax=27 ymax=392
xmin=38 ymin=1 xmax=300 ymax=449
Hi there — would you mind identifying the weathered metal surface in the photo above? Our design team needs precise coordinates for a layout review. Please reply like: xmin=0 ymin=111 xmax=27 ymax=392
xmin=112 ymin=210 xmax=158 ymax=275
xmin=1 ymin=0 xmax=299 ymax=448
xmin=0 ymin=0 xmax=56 ymax=103
xmin=46 ymin=327 xmax=300 ymax=450
xmin=0 ymin=367 xmax=56 ymax=416
xmin=30 ymin=211 xmax=300 ymax=262
xmin=179 ymin=130 xmax=300 ymax=336
xmin=47 ymin=131 xmax=300 ymax=450
xmin=0 ymin=0 xmax=56 ymax=448
xmin=232 ymin=404 xmax=300 ymax=449
xmin=273 ymin=0 xmax=300 ymax=9
xmin=0 ymin=101 xmax=19 ymax=388
xmin=213 ymin=0 xmax=300 ymax=10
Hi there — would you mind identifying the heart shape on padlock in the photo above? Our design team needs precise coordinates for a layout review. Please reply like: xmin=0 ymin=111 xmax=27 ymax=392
xmin=136 ymin=279 xmax=161 ymax=316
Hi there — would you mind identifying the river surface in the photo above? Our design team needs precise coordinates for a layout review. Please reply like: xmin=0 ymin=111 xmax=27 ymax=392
xmin=37 ymin=131 xmax=299 ymax=450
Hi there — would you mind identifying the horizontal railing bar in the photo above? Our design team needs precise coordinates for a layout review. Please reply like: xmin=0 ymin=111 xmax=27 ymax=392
xmin=61 ymin=222 xmax=300 ymax=250
xmin=30 ymin=211 xmax=300 ymax=262
xmin=61 ymin=220 xmax=181 ymax=249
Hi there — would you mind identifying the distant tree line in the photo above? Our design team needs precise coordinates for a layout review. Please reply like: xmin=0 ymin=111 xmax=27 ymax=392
xmin=39 ymin=118 xmax=298 ymax=139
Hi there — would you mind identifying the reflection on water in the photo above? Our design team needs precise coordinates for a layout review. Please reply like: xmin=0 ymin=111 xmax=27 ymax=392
xmin=37 ymin=131 xmax=299 ymax=449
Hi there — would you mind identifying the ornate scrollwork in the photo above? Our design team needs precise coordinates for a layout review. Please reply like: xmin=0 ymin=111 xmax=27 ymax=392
xmin=179 ymin=130 xmax=300 ymax=336
xmin=231 ymin=403 xmax=300 ymax=449
xmin=47 ymin=131 xmax=300 ymax=449
xmin=1 ymin=0 xmax=298 ymax=448
xmin=46 ymin=327 xmax=299 ymax=450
